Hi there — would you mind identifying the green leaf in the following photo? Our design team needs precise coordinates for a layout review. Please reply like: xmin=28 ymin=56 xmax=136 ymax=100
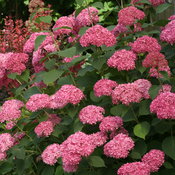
xmin=156 ymin=3 xmax=171 ymax=14
xmin=43 ymin=69 xmax=64 ymax=85
xmin=91 ymin=57 xmax=106 ymax=71
xmin=53 ymin=26 xmax=72 ymax=31
xmin=90 ymin=91 xmax=102 ymax=102
xmin=7 ymin=73 xmax=18 ymax=79
xmin=20 ymin=69 xmax=30 ymax=82
xmin=57 ymin=75 xmax=73 ymax=85
xmin=23 ymin=86 xmax=41 ymax=100
xmin=78 ymin=27 xmax=89 ymax=36
xmin=110 ymin=104 xmax=129 ymax=116
xmin=11 ymin=147 xmax=25 ymax=159
xmin=15 ymin=159 xmax=25 ymax=175
xmin=0 ymin=162 xmax=13 ymax=174
xmin=37 ymin=16 xmax=52 ymax=24
xmin=42 ymin=166 xmax=54 ymax=175
xmin=162 ymin=137 xmax=175 ymax=160
xmin=78 ymin=65 xmax=95 ymax=76
xmin=138 ymin=0 xmax=151 ymax=4
xmin=139 ymin=100 xmax=151 ymax=116
xmin=89 ymin=156 xmax=106 ymax=168
xmin=74 ymin=119 xmax=83 ymax=132
xmin=34 ymin=35 xmax=47 ymax=51
xmin=75 ymin=6 xmax=85 ymax=16
xmin=55 ymin=166 xmax=64 ymax=175
xmin=133 ymin=122 xmax=150 ymax=139
xmin=45 ymin=59 xmax=56 ymax=70
xmin=57 ymin=47 xmax=77 ymax=58
xmin=149 ymin=85 xmax=161 ymax=99
xmin=76 ymin=0 xmax=84 ymax=6
xmin=92 ymin=2 xmax=104 ymax=8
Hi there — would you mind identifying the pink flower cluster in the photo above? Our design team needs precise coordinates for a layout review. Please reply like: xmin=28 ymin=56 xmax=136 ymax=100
xmin=111 ymin=24 xmax=128 ymax=37
xmin=104 ymin=133 xmax=134 ymax=159
xmin=93 ymin=79 xmax=118 ymax=97
xmin=150 ymin=92 xmax=175 ymax=119
xmin=112 ymin=79 xmax=151 ymax=105
xmin=158 ymin=84 xmax=172 ymax=95
xmin=118 ymin=149 xmax=164 ymax=174
xmin=168 ymin=15 xmax=175 ymax=21
xmin=0 ymin=99 xmax=24 ymax=123
xmin=0 ymin=52 xmax=28 ymax=79
xmin=0 ymin=133 xmax=15 ymax=161
xmin=79 ymin=105 xmax=105 ymax=124
xmin=79 ymin=24 xmax=116 ymax=47
xmin=118 ymin=6 xmax=145 ymax=26
xmin=130 ymin=35 xmax=161 ymax=53
xmin=107 ymin=49 xmax=137 ymax=71
xmin=34 ymin=114 xmax=61 ymax=137
xmin=149 ymin=0 xmax=165 ymax=6
xmin=160 ymin=20 xmax=175 ymax=45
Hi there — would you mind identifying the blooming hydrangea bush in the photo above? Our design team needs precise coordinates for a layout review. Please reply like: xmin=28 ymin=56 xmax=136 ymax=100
xmin=0 ymin=0 xmax=175 ymax=174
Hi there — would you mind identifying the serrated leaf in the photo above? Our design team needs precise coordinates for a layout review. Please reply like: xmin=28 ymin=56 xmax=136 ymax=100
xmin=138 ymin=0 xmax=151 ymax=4
xmin=92 ymin=2 xmax=104 ymax=8
xmin=89 ymin=156 xmax=106 ymax=167
xmin=149 ymin=85 xmax=161 ymax=99
xmin=162 ymin=137 xmax=175 ymax=160
xmin=34 ymin=35 xmax=46 ymax=51
xmin=139 ymin=100 xmax=151 ymax=116
xmin=7 ymin=73 xmax=18 ymax=80
xmin=42 ymin=166 xmax=54 ymax=175
xmin=38 ymin=16 xmax=52 ymax=24
xmin=55 ymin=166 xmax=64 ymax=175
xmin=23 ymin=86 xmax=41 ymax=100
xmin=57 ymin=47 xmax=77 ymax=58
xmin=134 ymin=122 xmax=150 ymax=139
xmin=156 ymin=3 xmax=171 ymax=14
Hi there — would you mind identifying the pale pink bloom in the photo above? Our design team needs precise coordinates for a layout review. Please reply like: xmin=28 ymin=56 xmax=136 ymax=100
xmin=104 ymin=133 xmax=134 ymax=159
xmin=168 ymin=15 xmax=175 ymax=21
xmin=0 ymin=152 xmax=6 ymax=161
xmin=107 ymin=49 xmax=137 ymax=71
xmin=141 ymin=149 xmax=165 ymax=172
xmin=80 ymin=24 xmax=116 ymax=47
xmin=5 ymin=121 xmax=16 ymax=130
xmin=90 ymin=132 xmax=108 ymax=147
xmin=79 ymin=105 xmax=105 ymax=124
xmin=93 ymin=79 xmax=118 ymax=97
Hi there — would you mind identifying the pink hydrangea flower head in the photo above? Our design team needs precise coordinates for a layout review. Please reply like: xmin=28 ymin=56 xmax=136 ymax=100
xmin=107 ymin=49 xmax=137 ymax=71
xmin=0 ymin=133 xmax=15 ymax=152
xmin=141 ymin=149 xmax=165 ymax=172
xmin=5 ymin=121 xmax=16 ymax=130
xmin=48 ymin=114 xmax=61 ymax=126
xmin=160 ymin=20 xmax=175 ymax=44
xmin=53 ymin=16 xmax=76 ymax=36
xmin=34 ymin=121 xmax=54 ymax=137
xmin=134 ymin=79 xmax=152 ymax=99
xmin=99 ymin=116 xmax=123 ymax=133
xmin=104 ymin=133 xmax=134 ymax=159
xmin=79 ymin=105 xmax=105 ymax=124
xmin=93 ymin=79 xmax=118 ymax=97
xmin=149 ymin=66 xmax=171 ymax=78
xmin=0 ymin=99 xmax=24 ymax=122
xmin=62 ymin=153 xmax=81 ymax=166
xmin=112 ymin=83 xmax=143 ymax=105
xmin=150 ymin=92 xmax=175 ymax=119
xmin=110 ymin=127 xmax=129 ymax=139
xmin=79 ymin=24 xmax=116 ymax=47
xmin=90 ymin=132 xmax=108 ymax=147
xmin=130 ymin=35 xmax=161 ymax=53
xmin=63 ymin=163 xmax=78 ymax=173
xmin=118 ymin=6 xmax=145 ymax=26
xmin=118 ymin=162 xmax=151 ymax=175
xmin=149 ymin=0 xmax=165 ymax=6
xmin=159 ymin=84 xmax=172 ymax=94
xmin=0 ymin=152 xmax=6 ymax=161
xmin=63 ymin=55 xmax=80 ymax=63
xmin=26 ymin=94 xmax=50 ymax=112
xmin=111 ymin=23 xmax=128 ymax=37
xmin=168 ymin=15 xmax=175 ymax=21
xmin=76 ymin=7 xmax=99 ymax=28
xmin=41 ymin=143 xmax=61 ymax=165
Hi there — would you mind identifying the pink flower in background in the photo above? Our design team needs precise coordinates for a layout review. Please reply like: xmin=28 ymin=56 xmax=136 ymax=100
xmin=168 ymin=15 xmax=175 ymax=21
xmin=26 ymin=94 xmax=50 ymax=112
xmin=149 ymin=66 xmax=171 ymax=78
xmin=150 ymin=92 xmax=175 ymax=119
xmin=41 ymin=144 xmax=61 ymax=165
xmin=118 ymin=162 xmax=151 ymax=175
xmin=0 ymin=152 xmax=6 ymax=161
xmin=104 ymin=133 xmax=134 ymax=159
xmin=130 ymin=35 xmax=161 ymax=53
xmin=5 ymin=121 xmax=16 ymax=130
xmin=93 ymin=79 xmax=118 ymax=97
xmin=149 ymin=0 xmax=165 ymax=6
xmin=0 ymin=99 xmax=24 ymax=122
xmin=99 ymin=116 xmax=123 ymax=133
xmin=118 ymin=6 xmax=145 ymax=26
xmin=80 ymin=24 xmax=116 ymax=47
xmin=62 ymin=164 xmax=78 ymax=173
xmin=111 ymin=23 xmax=128 ymax=37
xmin=141 ymin=149 xmax=165 ymax=172
xmin=158 ymin=84 xmax=172 ymax=94
xmin=79 ymin=105 xmax=105 ymax=124
xmin=107 ymin=49 xmax=137 ymax=71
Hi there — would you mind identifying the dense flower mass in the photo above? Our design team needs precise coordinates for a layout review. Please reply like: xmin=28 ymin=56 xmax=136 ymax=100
xmin=26 ymin=94 xmax=50 ymax=112
xmin=93 ymin=79 xmax=118 ymax=97
xmin=130 ymin=35 xmax=161 ymax=53
xmin=118 ymin=6 xmax=145 ymax=26
xmin=141 ymin=149 xmax=165 ymax=172
xmin=41 ymin=144 xmax=61 ymax=165
xmin=118 ymin=162 xmax=151 ymax=175
xmin=104 ymin=133 xmax=134 ymax=159
xmin=99 ymin=116 xmax=123 ymax=133
xmin=149 ymin=0 xmax=165 ymax=6
xmin=76 ymin=7 xmax=99 ymax=28
xmin=150 ymin=92 xmax=175 ymax=119
xmin=0 ymin=99 xmax=24 ymax=122
xmin=79 ymin=105 xmax=105 ymax=124
xmin=160 ymin=20 xmax=175 ymax=44
xmin=79 ymin=24 xmax=116 ymax=47
xmin=49 ymin=85 xmax=84 ymax=109
xmin=107 ymin=49 xmax=137 ymax=71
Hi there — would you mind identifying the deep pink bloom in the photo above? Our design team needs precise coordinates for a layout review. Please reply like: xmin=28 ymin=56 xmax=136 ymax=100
xmin=149 ymin=0 xmax=165 ymax=6
xmin=118 ymin=162 xmax=151 ymax=175
xmin=150 ymin=92 xmax=175 ymax=119
xmin=141 ymin=149 xmax=165 ymax=172
xmin=26 ymin=94 xmax=50 ymax=112
xmin=104 ymin=133 xmax=134 ymax=159
xmin=93 ymin=79 xmax=118 ymax=97
xmin=79 ymin=105 xmax=105 ymax=124
xmin=111 ymin=24 xmax=128 ymax=37
xmin=80 ymin=24 xmax=116 ymax=47
xmin=107 ymin=49 xmax=137 ymax=71
xmin=118 ymin=6 xmax=145 ymax=26
xmin=90 ymin=132 xmax=108 ymax=147
xmin=130 ymin=35 xmax=161 ymax=53
xmin=99 ymin=116 xmax=123 ymax=133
